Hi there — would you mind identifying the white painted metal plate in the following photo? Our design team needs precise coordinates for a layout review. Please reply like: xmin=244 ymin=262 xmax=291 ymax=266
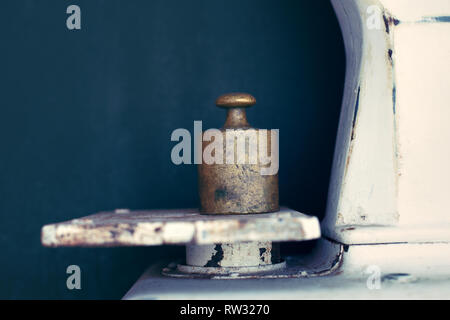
xmin=41 ymin=207 xmax=320 ymax=247
xmin=124 ymin=264 xmax=450 ymax=300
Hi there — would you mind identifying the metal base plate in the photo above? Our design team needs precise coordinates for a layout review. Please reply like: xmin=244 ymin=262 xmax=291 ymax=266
xmin=41 ymin=207 xmax=320 ymax=247
xmin=172 ymin=261 xmax=287 ymax=277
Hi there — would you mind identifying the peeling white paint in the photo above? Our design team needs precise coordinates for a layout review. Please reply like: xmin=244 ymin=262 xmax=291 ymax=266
xmin=325 ymin=0 xmax=450 ymax=244
xmin=41 ymin=208 xmax=320 ymax=247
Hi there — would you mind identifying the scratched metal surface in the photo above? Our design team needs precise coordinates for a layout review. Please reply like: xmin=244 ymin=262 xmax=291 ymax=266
xmin=41 ymin=207 xmax=320 ymax=247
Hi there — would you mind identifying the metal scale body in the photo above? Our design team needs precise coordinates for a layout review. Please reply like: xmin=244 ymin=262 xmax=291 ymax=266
xmin=42 ymin=0 xmax=450 ymax=299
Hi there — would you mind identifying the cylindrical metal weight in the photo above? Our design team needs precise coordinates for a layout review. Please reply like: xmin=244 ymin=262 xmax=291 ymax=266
xmin=198 ymin=93 xmax=279 ymax=214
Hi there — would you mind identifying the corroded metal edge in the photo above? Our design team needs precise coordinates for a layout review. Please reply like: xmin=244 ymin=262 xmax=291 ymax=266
xmin=175 ymin=261 xmax=287 ymax=276
xmin=41 ymin=207 xmax=320 ymax=247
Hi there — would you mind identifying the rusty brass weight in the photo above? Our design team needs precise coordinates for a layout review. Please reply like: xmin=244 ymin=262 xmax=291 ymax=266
xmin=198 ymin=93 xmax=279 ymax=214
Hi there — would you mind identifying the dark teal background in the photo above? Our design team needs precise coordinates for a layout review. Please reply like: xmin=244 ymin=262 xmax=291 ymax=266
xmin=0 ymin=0 xmax=344 ymax=299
